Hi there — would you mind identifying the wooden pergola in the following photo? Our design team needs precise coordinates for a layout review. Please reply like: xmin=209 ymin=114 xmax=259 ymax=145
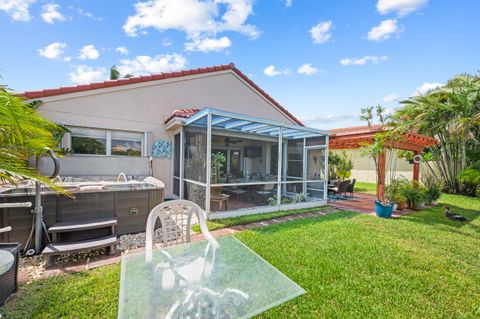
xmin=329 ymin=125 xmax=437 ymax=198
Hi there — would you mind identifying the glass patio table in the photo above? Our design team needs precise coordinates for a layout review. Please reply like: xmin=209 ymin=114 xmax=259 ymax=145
xmin=118 ymin=236 xmax=305 ymax=319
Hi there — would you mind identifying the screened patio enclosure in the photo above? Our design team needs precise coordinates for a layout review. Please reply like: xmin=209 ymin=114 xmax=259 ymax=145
xmin=172 ymin=108 xmax=329 ymax=218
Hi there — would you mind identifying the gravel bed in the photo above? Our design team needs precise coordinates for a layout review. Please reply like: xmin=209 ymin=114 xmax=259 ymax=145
xmin=116 ymin=228 xmax=168 ymax=251
xmin=17 ymin=225 xmax=181 ymax=283
xmin=19 ymin=248 xmax=108 ymax=282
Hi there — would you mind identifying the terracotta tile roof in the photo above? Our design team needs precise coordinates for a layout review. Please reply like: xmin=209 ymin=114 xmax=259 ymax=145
xmin=329 ymin=124 xmax=385 ymax=136
xmin=164 ymin=108 xmax=201 ymax=124
xmin=21 ymin=63 xmax=303 ymax=126
xmin=329 ymin=124 xmax=437 ymax=150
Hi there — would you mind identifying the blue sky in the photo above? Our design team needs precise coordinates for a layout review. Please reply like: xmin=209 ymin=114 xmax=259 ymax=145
xmin=0 ymin=0 xmax=478 ymax=129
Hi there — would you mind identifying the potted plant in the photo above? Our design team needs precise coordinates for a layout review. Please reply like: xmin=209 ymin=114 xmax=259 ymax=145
xmin=360 ymin=105 xmax=405 ymax=218
xmin=385 ymin=178 xmax=407 ymax=211
xmin=395 ymin=194 xmax=408 ymax=210
xmin=211 ymin=152 xmax=226 ymax=196
xmin=291 ymin=192 xmax=308 ymax=203
xmin=401 ymin=181 xmax=426 ymax=210
xmin=328 ymin=151 xmax=353 ymax=182
xmin=360 ymin=133 xmax=394 ymax=218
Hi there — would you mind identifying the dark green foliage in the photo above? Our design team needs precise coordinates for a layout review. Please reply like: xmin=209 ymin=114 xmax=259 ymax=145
xmin=392 ymin=73 xmax=480 ymax=195
xmin=0 ymin=85 xmax=66 ymax=192
xmin=328 ymin=151 xmax=353 ymax=180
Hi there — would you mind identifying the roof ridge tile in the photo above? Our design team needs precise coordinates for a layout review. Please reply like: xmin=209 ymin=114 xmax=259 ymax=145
xmin=20 ymin=63 xmax=303 ymax=126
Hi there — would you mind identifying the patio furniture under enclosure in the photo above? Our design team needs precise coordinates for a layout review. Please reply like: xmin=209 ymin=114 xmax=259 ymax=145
xmin=172 ymin=108 xmax=329 ymax=218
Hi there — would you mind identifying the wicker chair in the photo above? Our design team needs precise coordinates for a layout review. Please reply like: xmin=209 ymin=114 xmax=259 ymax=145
xmin=346 ymin=179 xmax=356 ymax=198
xmin=329 ymin=180 xmax=350 ymax=199
xmin=0 ymin=226 xmax=21 ymax=306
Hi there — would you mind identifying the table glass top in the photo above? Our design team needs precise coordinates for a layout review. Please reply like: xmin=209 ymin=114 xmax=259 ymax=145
xmin=118 ymin=236 xmax=305 ymax=319
xmin=0 ymin=250 xmax=14 ymax=276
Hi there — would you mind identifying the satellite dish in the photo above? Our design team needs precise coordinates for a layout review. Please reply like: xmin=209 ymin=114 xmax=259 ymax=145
xmin=413 ymin=154 xmax=423 ymax=164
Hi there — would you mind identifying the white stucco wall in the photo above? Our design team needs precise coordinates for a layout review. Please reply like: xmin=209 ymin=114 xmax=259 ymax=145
xmin=33 ymin=70 xmax=299 ymax=196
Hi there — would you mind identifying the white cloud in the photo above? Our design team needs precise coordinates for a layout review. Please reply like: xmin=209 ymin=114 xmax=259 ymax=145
xmin=123 ymin=0 xmax=259 ymax=41
xmin=412 ymin=82 xmax=443 ymax=96
xmin=76 ymin=7 xmax=103 ymax=21
xmin=285 ymin=0 xmax=293 ymax=7
xmin=310 ymin=20 xmax=333 ymax=44
xmin=340 ymin=55 xmax=388 ymax=66
xmin=185 ymin=36 xmax=231 ymax=52
xmin=115 ymin=46 xmax=129 ymax=55
xmin=41 ymin=3 xmax=65 ymax=24
xmin=0 ymin=0 xmax=36 ymax=21
xmin=297 ymin=63 xmax=318 ymax=75
xmin=69 ymin=65 xmax=106 ymax=84
xmin=78 ymin=44 xmax=100 ymax=60
xmin=382 ymin=93 xmax=399 ymax=102
xmin=263 ymin=65 xmax=290 ymax=77
xmin=64 ymin=56 xmax=72 ymax=62
xmin=377 ymin=0 xmax=428 ymax=17
xmin=38 ymin=42 xmax=67 ymax=59
xmin=367 ymin=19 xmax=404 ymax=41
xmin=117 ymin=53 xmax=187 ymax=76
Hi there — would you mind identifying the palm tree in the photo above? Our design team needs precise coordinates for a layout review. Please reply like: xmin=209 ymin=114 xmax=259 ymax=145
xmin=110 ymin=65 xmax=134 ymax=80
xmin=392 ymin=73 xmax=480 ymax=194
xmin=376 ymin=104 xmax=386 ymax=125
xmin=110 ymin=65 xmax=121 ymax=80
xmin=360 ymin=106 xmax=374 ymax=127
xmin=0 ymin=85 xmax=66 ymax=191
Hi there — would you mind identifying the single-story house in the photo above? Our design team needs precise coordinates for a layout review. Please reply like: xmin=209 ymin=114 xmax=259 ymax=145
xmin=23 ymin=63 xmax=329 ymax=218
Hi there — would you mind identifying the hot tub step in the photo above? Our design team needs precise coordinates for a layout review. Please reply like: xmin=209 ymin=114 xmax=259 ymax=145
xmin=48 ymin=217 xmax=118 ymax=234
xmin=42 ymin=235 xmax=117 ymax=267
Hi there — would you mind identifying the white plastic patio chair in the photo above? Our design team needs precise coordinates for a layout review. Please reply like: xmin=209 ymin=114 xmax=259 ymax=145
xmin=144 ymin=200 xmax=248 ymax=318
xmin=145 ymin=200 xmax=219 ymax=288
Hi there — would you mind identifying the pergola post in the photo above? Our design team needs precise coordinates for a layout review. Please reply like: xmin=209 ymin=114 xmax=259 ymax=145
xmin=377 ymin=150 xmax=386 ymax=200
xmin=413 ymin=150 xmax=420 ymax=183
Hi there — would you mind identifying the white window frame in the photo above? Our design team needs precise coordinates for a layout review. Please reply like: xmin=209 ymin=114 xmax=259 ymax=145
xmin=66 ymin=126 xmax=147 ymax=157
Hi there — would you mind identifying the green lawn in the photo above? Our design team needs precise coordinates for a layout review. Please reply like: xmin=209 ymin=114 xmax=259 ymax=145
xmin=354 ymin=181 xmax=377 ymax=195
xmin=1 ymin=194 xmax=479 ymax=318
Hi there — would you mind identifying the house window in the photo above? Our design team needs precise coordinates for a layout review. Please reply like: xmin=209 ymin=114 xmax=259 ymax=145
xmin=70 ymin=127 xmax=107 ymax=155
xmin=111 ymin=131 xmax=143 ymax=156
xmin=69 ymin=126 xmax=144 ymax=156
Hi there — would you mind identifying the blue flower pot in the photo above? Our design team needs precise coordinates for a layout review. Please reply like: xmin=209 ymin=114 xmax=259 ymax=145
xmin=374 ymin=201 xmax=394 ymax=218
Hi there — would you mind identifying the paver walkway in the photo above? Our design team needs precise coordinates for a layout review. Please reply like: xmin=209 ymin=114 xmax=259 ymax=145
xmin=329 ymin=192 xmax=415 ymax=217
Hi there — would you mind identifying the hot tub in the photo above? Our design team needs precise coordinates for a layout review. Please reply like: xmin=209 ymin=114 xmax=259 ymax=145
xmin=0 ymin=176 xmax=165 ymax=246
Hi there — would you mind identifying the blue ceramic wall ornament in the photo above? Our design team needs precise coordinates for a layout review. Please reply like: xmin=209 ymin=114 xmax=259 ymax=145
xmin=152 ymin=140 xmax=172 ymax=159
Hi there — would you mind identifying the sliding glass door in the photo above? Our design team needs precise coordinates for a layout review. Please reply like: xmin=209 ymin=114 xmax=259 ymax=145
xmin=306 ymin=148 xmax=326 ymax=199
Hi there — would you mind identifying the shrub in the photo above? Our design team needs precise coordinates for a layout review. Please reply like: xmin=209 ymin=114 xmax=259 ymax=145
xmin=422 ymin=174 xmax=443 ymax=204
xmin=385 ymin=178 xmax=409 ymax=204
xmin=328 ymin=151 xmax=353 ymax=180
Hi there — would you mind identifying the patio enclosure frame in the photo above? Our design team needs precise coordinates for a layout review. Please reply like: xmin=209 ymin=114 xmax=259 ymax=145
xmin=173 ymin=108 xmax=329 ymax=218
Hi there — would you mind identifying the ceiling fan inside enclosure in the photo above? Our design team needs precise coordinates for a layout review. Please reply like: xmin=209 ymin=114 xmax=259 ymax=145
xmin=213 ymin=136 xmax=243 ymax=147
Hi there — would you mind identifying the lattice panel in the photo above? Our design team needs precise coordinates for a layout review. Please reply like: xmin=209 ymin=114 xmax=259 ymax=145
xmin=152 ymin=140 xmax=172 ymax=159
